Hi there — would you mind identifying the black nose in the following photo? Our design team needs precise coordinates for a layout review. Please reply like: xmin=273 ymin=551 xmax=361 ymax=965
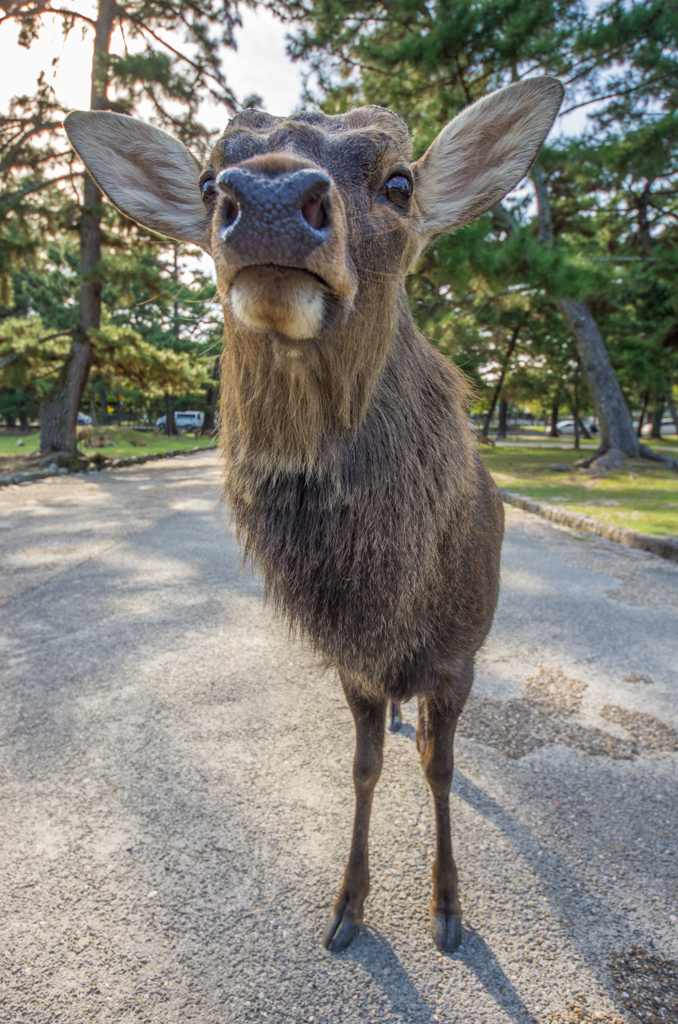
xmin=215 ymin=167 xmax=331 ymax=267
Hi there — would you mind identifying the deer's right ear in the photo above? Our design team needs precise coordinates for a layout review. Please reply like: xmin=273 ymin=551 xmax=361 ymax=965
xmin=64 ymin=111 xmax=211 ymax=251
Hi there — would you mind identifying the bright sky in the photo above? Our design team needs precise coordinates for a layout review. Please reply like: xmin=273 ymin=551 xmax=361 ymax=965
xmin=0 ymin=3 xmax=603 ymax=135
xmin=0 ymin=5 xmax=602 ymax=292
xmin=0 ymin=5 xmax=305 ymax=121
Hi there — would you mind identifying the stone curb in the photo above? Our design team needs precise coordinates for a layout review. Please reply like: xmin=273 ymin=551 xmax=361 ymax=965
xmin=500 ymin=488 xmax=678 ymax=564
xmin=0 ymin=446 xmax=217 ymax=489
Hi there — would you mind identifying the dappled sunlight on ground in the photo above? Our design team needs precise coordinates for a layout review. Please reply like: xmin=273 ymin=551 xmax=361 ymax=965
xmin=0 ymin=453 xmax=227 ymax=607
xmin=1 ymin=457 xmax=677 ymax=1024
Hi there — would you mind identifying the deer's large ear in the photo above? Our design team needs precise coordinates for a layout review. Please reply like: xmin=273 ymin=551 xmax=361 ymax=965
xmin=411 ymin=77 xmax=564 ymax=245
xmin=64 ymin=111 xmax=211 ymax=250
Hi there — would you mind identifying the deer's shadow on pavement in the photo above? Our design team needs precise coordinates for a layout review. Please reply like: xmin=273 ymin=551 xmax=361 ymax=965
xmin=339 ymin=924 xmax=538 ymax=1024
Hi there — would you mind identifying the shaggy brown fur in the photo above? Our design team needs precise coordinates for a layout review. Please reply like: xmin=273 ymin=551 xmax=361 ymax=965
xmin=64 ymin=77 xmax=563 ymax=954
xmin=214 ymin=109 xmax=502 ymax=700
xmin=224 ymin=298 xmax=502 ymax=700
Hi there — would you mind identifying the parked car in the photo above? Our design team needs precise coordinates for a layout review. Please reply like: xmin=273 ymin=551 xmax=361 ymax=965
xmin=640 ymin=417 xmax=677 ymax=437
xmin=76 ymin=413 xmax=92 ymax=425
xmin=155 ymin=410 xmax=204 ymax=430
xmin=557 ymin=417 xmax=598 ymax=434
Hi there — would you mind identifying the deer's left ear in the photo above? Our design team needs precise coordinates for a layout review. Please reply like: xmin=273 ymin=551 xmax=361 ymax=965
xmin=411 ymin=77 xmax=564 ymax=245
xmin=64 ymin=111 xmax=211 ymax=251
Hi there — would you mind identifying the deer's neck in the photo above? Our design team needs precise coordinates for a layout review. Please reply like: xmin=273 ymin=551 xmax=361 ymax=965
xmin=219 ymin=286 xmax=405 ymax=478
xmin=220 ymin=294 xmax=476 ymax=515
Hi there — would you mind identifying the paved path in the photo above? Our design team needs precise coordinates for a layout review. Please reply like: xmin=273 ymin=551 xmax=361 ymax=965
xmin=1 ymin=451 xmax=677 ymax=1024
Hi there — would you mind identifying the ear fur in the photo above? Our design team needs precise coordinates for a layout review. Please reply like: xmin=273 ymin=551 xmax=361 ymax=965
xmin=64 ymin=111 xmax=211 ymax=250
xmin=412 ymin=77 xmax=564 ymax=244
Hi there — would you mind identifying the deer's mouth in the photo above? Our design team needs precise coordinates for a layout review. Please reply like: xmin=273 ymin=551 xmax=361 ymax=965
xmin=229 ymin=264 xmax=330 ymax=340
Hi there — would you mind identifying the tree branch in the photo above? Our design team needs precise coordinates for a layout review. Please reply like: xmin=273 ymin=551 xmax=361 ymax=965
xmin=120 ymin=7 xmax=234 ymax=99
xmin=491 ymin=202 xmax=519 ymax=237
xmin=531 ymin=164 xmax=554 ymax=247
xmin=0 ymin=171 xmax=79 ymax=206
xmin=0 ymin=5 xmax=96 ymax=28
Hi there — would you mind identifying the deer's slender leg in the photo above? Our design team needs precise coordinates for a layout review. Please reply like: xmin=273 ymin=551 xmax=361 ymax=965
xmin=416 ymin=696 xmax=427 ymax=756
xmin=419 ymin=665 xmax=472 ymax=953
xmin=387 ymin=698 xmax=402 ymax=732
xmin=323 ymin=677 xmax=387 ymax=952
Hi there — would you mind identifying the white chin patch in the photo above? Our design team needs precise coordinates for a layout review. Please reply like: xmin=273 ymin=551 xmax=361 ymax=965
xmin=230 ymin=269 xmax=325 ymax=340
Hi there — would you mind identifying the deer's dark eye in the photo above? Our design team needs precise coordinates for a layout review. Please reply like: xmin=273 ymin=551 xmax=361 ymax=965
xmin=201 ymin=177 xmax=216 ymax=204
xmin=383 ymin=174 xmax=412 ymax=209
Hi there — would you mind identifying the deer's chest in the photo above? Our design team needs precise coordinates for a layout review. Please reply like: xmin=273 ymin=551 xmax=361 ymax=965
xmin=229 ymin=459 xmax=442 ymax=682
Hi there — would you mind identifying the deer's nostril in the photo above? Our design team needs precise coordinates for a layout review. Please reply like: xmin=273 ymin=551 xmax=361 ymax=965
xmin=223 ymin=196 xmax=239 ymax=229
xmin=302 ymin=196 xmax=327 ymax=231
xmin=218 ymin=194 xmax=240 ymax=242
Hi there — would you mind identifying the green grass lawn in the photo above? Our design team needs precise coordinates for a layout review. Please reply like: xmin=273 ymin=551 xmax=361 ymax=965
xmin=79 ymin=426 xmax=217 ymax=459
xmin=0 ymin=432 xmax=42 ymax=459
xmin=0 ymin=426 xmax=216 ymax=470
xmin=480 ymin=444 xmax=678 ymax=538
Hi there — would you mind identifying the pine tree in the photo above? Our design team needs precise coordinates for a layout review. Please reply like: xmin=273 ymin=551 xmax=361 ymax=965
xmin=281 ymin=0 xmax=678 ymax=468
xmin=1 ymin=0 xmax=241 ymax=454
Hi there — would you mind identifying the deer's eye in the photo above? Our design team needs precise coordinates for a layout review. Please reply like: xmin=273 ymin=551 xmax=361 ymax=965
xmin=383 ymin=174 xmax=412 ymax=209
xmin=201 ymin=177 xmax=216 ymax=204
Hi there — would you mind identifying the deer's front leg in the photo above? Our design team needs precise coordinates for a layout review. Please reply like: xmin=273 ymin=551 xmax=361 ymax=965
xmin=419 ymin=691 xmax=464 ymax=953
xmin=323 ymin=677 xmax=387 ymax=952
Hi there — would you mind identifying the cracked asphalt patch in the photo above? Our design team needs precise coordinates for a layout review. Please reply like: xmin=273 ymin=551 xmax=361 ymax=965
xmin=1 ymin=451 xmax=677 ymax=1024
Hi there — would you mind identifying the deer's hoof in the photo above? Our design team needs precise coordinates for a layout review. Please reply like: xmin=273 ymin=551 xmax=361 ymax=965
xmin=387 ymin=703 xmax=402 ymax=732
xmin=430 ymin=911 xmax=462 ymax=952
xmin=322 ymin=910 xmax=360 ymax=953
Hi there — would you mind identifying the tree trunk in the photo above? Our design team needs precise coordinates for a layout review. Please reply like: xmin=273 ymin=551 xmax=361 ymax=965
xmin=636 ymin=180 xmax=655 ymax=259
xmin=549 ymin=394 xmax=559 ymax=437
xmin=575 ymin=413 xmax=591 ymax=439
xmin=201 ymin=356 xmax=220 ymax=434
xmin=563 ymin=381 xmax=591 ymax=443
xmin=531 ymin=167 xmax=640 ymax=462
xmin=165 ymin=393 xmax=173 ymax=437
xmin=38 ymin=0 xmax=115 ymax=454
xmin=88 ymin=382 xmax=98 ymax=426
xmin=40 ymin=333 xmax=95 ymax=452
xmin=481 ymin=327 xmax=519 ymax=438
xmin=481 ymin=381 xmax=500 ymax=438
xmin=651 ymin=398 xmax=664 ymax=440
xmin=497 ymin=397 xmax=508 ymax=438
xmin=637 ymin=389 xmax=649 ymax=438
xmin=116 ymin=394 xmax=122 ymax=428
xmin=665 ymin=387 xmax=678 ymax=434
xmin=558 ymin=298 xmax=639 ymax=458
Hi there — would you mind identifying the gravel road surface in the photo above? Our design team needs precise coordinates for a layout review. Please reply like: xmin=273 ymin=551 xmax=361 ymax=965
xmin=1 ymin=451 xmax=677 ymax=1024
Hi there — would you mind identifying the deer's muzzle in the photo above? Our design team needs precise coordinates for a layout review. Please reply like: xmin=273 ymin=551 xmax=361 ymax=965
xmin=216 ymin=167 xmax=332 ymax=266
xmin=214 ymin=161 xmax=357 ymax=340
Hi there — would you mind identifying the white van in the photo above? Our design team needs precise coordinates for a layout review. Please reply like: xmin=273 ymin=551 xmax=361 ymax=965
xmin=155 ymin=410 xmax=204 ymax=430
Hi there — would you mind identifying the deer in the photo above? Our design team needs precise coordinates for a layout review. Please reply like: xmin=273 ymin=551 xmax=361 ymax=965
xmin=65 ymin=76 xmax=563 ymax=953
xmin=76 ymin=426 xmax=93 ymax=446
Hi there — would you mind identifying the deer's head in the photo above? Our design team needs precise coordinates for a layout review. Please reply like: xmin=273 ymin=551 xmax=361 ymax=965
xmin=65 ymin=79 xmax=562 ymax=465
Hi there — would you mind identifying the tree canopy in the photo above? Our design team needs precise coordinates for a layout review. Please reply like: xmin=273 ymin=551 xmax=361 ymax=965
xmin=0 ymin=0 xmax=242 ymax=449
xmin=276 ymin=0 xmax=678 ymax=461
xmin=1 ymin=0 xmax=677 ymax=465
